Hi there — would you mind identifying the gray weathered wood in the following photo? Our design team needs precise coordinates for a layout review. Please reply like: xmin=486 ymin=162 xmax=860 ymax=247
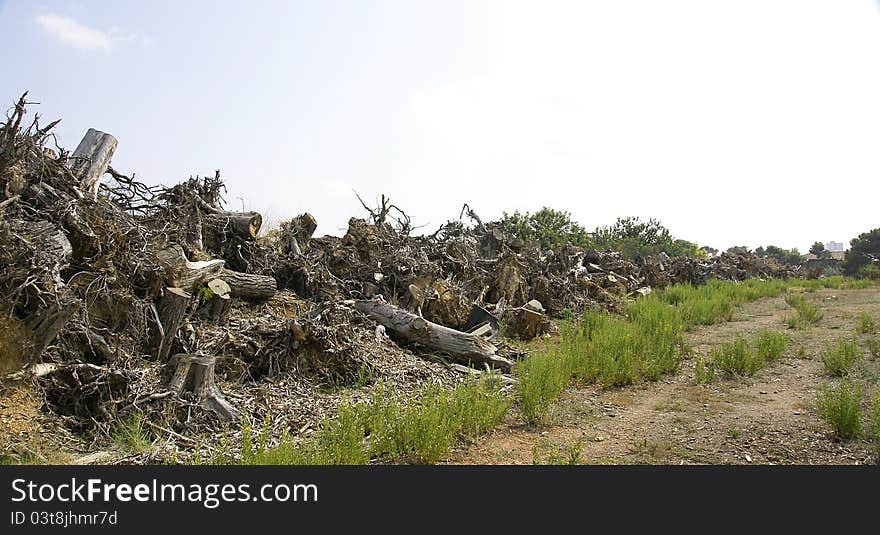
xmin=154 ymin=244 xmax=225 ymax=291
xmin=168 ymin=354 xmax=238 ymax=422
xmin=155 ymin=287 xmax=191 ymax=362
xmin=354 ymin=299 xmax=512 ymax=372
xmin=71 ymin=128 xmax=117 ymax=200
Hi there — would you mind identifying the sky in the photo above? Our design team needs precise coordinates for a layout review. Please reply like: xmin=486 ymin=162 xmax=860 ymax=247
xmin=1 ymin=0 xmax=879 ymax=252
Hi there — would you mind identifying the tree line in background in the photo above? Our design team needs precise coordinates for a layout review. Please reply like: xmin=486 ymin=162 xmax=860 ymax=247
xmin=495 ymin=208 xmax=879 ymax=279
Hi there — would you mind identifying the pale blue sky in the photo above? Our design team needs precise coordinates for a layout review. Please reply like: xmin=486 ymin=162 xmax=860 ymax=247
xmin=2 ymin=1 xmax=880 ymax=252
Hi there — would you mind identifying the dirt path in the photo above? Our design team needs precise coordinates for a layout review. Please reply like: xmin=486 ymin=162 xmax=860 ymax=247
xmin=449 ymin=287 xmax=880 ymax=465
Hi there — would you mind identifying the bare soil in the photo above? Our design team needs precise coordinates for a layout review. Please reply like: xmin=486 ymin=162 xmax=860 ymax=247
xmin=449 ymin=287 xmax=880 ymax=465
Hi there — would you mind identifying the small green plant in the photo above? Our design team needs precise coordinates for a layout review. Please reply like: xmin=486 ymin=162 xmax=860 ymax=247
xmin=727 ymin=427 xmax=741 ymax=439
xmin=869 ymin=390 xmax=880 ymax=461
xmin=228 ymin=376 xmax=510 ymax=465
xmin=795 ymin=344 xmax=809 ymax=359
xmin=712 ymin=336 xmax=762 ymax=377
xmin=816 ymin=379 xmax=863 ymax=439
xmin=754 ymin=330 xmax=788 ymax=363
xmin=784 ymin=294 xmax=823 ymax=329
xmin=868 ymin=338 xmax=880 ymax=359
xmin=821 ymin=337 xmax=863 ymax=376
xmin=857 ymin=312 xmax=876 ymax=334
xmin=694 ymin=355 xmax=716 ymax=384
xmin=532 ymin=439 xmax=583 ymax=465
xmin=111 ymin=412 xmax=152 ymax=453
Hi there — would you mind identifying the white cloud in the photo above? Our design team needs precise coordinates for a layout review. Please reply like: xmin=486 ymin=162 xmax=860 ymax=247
xmin=36 ymin=13 xmax=112 ymax=50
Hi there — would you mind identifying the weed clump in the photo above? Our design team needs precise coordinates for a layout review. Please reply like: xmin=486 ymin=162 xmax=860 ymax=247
xmin=816 ymin=379 xmax=863 ymax=439
xmin=821 ymin=337 xmax=863 ymax=376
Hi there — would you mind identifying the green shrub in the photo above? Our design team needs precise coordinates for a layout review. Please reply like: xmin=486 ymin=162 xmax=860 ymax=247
xmin=712 ymin=336 xmax=763 ymax=377
xmin=695 ymin=355 xmax=716 ymax=384
xmin=816 ymin=379 xmax=863 ymax=439
xmin=857 ymin=312 xmax=876 ymax=334
xmin=869 ymin=391 xmax=880 ymax=459
xmin=783 ymin=293 xmax=823 ymax=329
xmin=821 ymin=337 xmax=863 ymax=376
xmin=754 ymin=330 xmax=788 ymax=362
xmin=868 ymin=338 xmax=880 ymax=359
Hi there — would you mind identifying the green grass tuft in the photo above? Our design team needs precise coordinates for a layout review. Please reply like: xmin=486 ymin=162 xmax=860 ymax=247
xmin=816 ymin=379 xmax=863 ymax=439
xmin=111 ymin=412 xmax=152 ymax=453
xmin=821 ymin=337 xmax=863 ymax=376
xmin=857 ymin=312 xmax=876 ymax=334
xmin=754 ymin=329 xmax=788 ymax=363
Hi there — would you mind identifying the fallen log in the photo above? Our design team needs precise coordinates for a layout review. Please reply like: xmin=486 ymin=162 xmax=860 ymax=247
xmin=168 ymin=354 xmax=238 ymax=422
xmin=354 ymin=299 xmax=513 ymax=372
xmin=70 ymin=128 xmax=117 ymax=200
xmin=219 ymin=268 xmax=276 ymax=301
xmin=155 ymin=287 xmax=191 ymax=362
xmin=154 ymin=244 xmax=225 ymax=291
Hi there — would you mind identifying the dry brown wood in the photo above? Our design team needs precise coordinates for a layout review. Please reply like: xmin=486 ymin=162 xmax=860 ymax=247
xmin=70 ymin=128 xmax=117 ymax=200
xmin=168 ymin=354 xmax=238 ymax=422
xmin=219 ymin=268 xmax=276 ymax=301
xmin=155 ymin=287 xmax=191 ymax=362
xmin=354 ymin=299 xmax=513 ymax=372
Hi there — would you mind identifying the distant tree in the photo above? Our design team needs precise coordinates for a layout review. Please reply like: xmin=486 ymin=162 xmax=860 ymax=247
xmin=843 ymin=228 xmax=880 ymax=278
xmin=497 ymin=207 xmax=590 ymax=250
xmin=700 ymin=246 xmax=719 ymax=257
xmin=809 ymin=241 xmax=831 ymax=259
xmin=756 ymin=245 xmax=804 ymax=265
xmin=592 ymin=217 xmax=701 ymax=258
xmin=726 ymin=246 xmax=752 ymax=255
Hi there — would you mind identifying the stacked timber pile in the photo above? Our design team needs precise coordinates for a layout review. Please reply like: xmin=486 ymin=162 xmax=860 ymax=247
xmin=0 ymin=96 xmax=798 ymax=461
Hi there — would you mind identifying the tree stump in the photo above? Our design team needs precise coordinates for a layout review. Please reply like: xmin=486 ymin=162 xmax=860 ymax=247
xmin=70 ymin=128 xmax=117 ymax=200
xmin=155 ymin=287 xmax=191 ymax=362
xmin=168 ymin=354 xmax=238 ymax=422
xmin=201 ymin=279 xmax=231 ymax=323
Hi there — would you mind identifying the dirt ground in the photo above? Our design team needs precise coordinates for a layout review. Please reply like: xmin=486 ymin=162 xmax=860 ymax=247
xmin=449 ymin=287 xmax=880 ymax=465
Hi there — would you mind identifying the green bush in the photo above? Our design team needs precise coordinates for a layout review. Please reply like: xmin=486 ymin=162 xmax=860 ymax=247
xmin=857 ymin=312 xmax=876 ymax=334
xmin=712 ymin=336 xmax=763 ymax=377
xmin=821 ymin=337 xmax=863 ymax=376
xmin=816 ymin=379 xmax=863 ymax=439
xmin=694 ymin=355 xmax=716 ymax=384
xmin=754 ymin=330 xmax=788 ymax=363
xmin=869 ymin=391 xmax=880 ymax=459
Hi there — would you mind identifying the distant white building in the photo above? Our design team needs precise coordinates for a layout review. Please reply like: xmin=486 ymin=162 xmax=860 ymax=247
xmin=825 ymin=241 xmax=845 ymax=252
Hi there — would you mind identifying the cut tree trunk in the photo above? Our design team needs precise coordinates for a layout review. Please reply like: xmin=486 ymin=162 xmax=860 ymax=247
xmin=354 ymin=299 xmax=513 ymax=372
xmin=153 ymin=244 xmax=225 ymax=291
xmin=168 ymin=354 xmax=238 ymax=422
xmin=155 ymin=287 xmax=191 ymax=362
xmin=219 ymin=268 xmax=276 ymax=301
xmin=203 ymin=210 xmax=262 ymax=241
xmin=70 ymin=128 xmax=117 ymax=200
xmin=287 ymin=212 xmax=317 ymax=255
xmin=200 ymin=279 xmax=231 ymax=323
